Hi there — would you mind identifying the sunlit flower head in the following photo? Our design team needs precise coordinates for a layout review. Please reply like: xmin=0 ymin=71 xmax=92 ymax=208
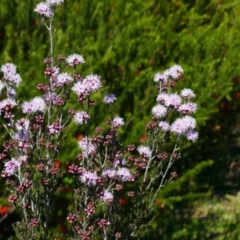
xmin=47 ymin=0 xmax=64 ymax=6
xmin=153 ymin=73 xmax=167 ymax=83
xmin=102 ymin=169 xmax=117 ymax=178
xmin=22 ymin=97 xmax=46 ymax=114
xmin=80 ymin=171 xmax=98 ymax=186
xmin=34 ymin=2 xmax=53 ymax=17
xmin=73 ymin=111 xmax=90 ymax=125
xmin=102 ymin=190 xmax=114 ymax=203
xmin=159 ymin=121 xmax=170 ymax=132
xmin=137 ymin=146 xmax=152 ymax=158
xmin=178 ymin=102 xmax=197 ymax=114
xmin=185 ymin=129 xmax=198 ymax=142
xmin=166 ymin=65 xmax=183 ymax=79
xmin=112 ymin=116 xmax=124 ymax=128
xmin=152 ymin=104 xmax=167 ymax=118
xmin=66 ymin=53 xmax=85 ymax=66
xmin=117 ymin=167 xmax=132 ymax=182
xmin=180 ymin=88 xmax=195 ymax=99
xmin=78 ymin=137 xmax=96 ymax=157
xmin=72 ymin=74 xmax=102 ymax=97
xmin=0 ymin=98 xmax=17 ymax=110
xmin=1 ymin=63 xmax=17 ymax=76
xmin=170 ymin=116 xmax=196 ymax=135
xmin=15 ymin=118 xmax=30 ymax=130
xmin=2 ymin=158 xmax=21 ymax=177
xmin=55 ymin=73 xmax=73 ymax=87
xmin=165 ymin=93 xmax=182 ymax=109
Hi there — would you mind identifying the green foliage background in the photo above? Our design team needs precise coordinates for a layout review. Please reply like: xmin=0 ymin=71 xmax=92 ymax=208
xmin=1 ymin=0 xmax=240 ymax=239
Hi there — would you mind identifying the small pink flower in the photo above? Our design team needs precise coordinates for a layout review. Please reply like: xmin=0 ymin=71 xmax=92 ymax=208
xmin=34 ymin=2 xmax=53 ymax=17
xmin=159 ymin=121 xmax=170 ymax=132
xmin=47 ymin=0 xmax=64 ymax=6
xmin=117 ymin=167 xmax=132 ymax=181
xmin=8 ymin=194 xmax=18 ymax=203
xmin=166 ymin=65 xmax=183 ymax=79
xmin=67 ymin=213 xmax=77 ymax=223
xmin=2 ymin=158 xmax=21 ymax=177
xmin=1 ymin=63 xmax=17 ymax=75
xmin=178 ymin=102 xmax=197 ymax=114
xmin=165 ymin=93 xmax=182 ymax=108
xmin=55 ymin=73 xmax=73 ymax=87
xmin=156 ymin=93 xmax=169 ymax=104
xmin=78 ymin=137 xmax=96 ymax=157
xmin=152 ymin=104 xmax=167 ymax=118
xmin=102 ymin=169 xmax=116 ymax=178
xmin=185 ymin=130 xmax=198 ymax=142
xmin=80 ymin=171 xmax=98 ymax=186
xmin=83 ymin=74 xmax=102 ymax=93
xmin=102 ymin=190 xmax=114 ymax=203
xmin=73 ymin=111 xmax=90 ymax=125
xmin=15 ymin=118 xmax=30 ymax=130
xmin=170 ymin=116 xmax=196 ymax=135
xmin=0 ymin=98 xmax=17 ymax=110
xmin=153 ymin=73 xmax=167 ymax=83
xmin=22 ymin=97 xmax=46 ymax=114
xmin=180 ymin=88 xmax=195 ymax=99
xmin=66 ymin=53 xmax=85 ymax=66
xmin=137 ymin=146 xmax=152 ymax=158
xmin=112 ymin=116 xmax=124 ymax=128
xmin=4 ymin=73 xmax=22 ymax=86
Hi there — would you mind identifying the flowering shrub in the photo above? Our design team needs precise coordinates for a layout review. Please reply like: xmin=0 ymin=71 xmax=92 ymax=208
xmin=0 ymin=1 xmax=198 ymax=239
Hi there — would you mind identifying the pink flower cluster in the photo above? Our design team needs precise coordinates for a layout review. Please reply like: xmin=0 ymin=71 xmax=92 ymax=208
xmin=153 ymin=65 xmax=198 ymax=142
xmin=34 ymin=1 xmax=64 ymax=18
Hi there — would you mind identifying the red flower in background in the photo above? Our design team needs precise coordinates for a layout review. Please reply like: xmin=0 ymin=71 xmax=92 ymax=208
xmin=0 ymin=205 xmax=10 ymax=215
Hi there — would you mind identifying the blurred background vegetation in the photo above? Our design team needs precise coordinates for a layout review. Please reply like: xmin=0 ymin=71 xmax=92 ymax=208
xmin=1 ymin=0 xmax=240 ymax=239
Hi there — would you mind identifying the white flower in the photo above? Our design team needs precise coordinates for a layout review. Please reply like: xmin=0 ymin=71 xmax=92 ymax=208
xmin=153 ymin=73 xmax=167 ymax=83
xmin=180 ymin=88 xmax=195 ymax=99
xmin=167 ymin=65 xmax=184 ymax=79
xmin=73 ymin=111 xmax=90 ymax=125
xmin=66 ymin=53 xmax=85 ymax=66
xmin=72 ymin=74 xmax=102 ymax=96
xmin=159 ymin=121 xmax=170 ymax=132
xmin=78 ymin=137 xmax=96 ymax=157
xmin=112 ymin=116 xmax=124 ymax=127
xmin=55 ymin=73 xmax=73 ymax=87
xmin=34 ymin=2 xmax=53 ymax=17
xmin=185 ymin=130 xmax=198 ymax=142
xmin=117 ymin=168 xmax=132 ymax=182
xmin=47 ymin=0 xmax=64 ymax=6
xmin=22 ymin=97 xmax=45 ymax=114
xmin=102 ymin=190 xmax=114 ymax=202
xmin=82 ymin=74 xmax=102 ymax=92
xmin=165 ymin=93 xmax=182 ymax=108
xmin=137 ymin=146 xmax=152 ymax=158
xmin=152 ymin=104 xmax=167 ymax=118
xmin=80 ymin=171 xmax=98 ymax=186
xmin=156 ymin=93 xmax=169 ymax=104
xmin=178 ymin=102 xmax=197 ymax=114
xmin=15 ymin=118 xmax=30 ymax=131
xmin=1 ymin=63 xmax=17 ymax=75
xmin=102 ymin=169 xmax=117 ymax=178
xmin=3 ymin=158 xmax=21 ymax=176
xmin=170 ymin=116 xmax=196 ymax=135
xmin=0 ymin=98 xmax=17 ymax=110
